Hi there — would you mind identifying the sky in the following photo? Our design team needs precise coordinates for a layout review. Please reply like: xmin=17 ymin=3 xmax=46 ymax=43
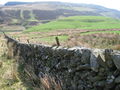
xmin=0 ymin=0 xmax=120 ymax=10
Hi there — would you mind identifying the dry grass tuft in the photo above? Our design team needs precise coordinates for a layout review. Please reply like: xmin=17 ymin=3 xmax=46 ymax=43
xmin=65 ymin=33 xmax=120 ymax=49
xmin=40 ymin=74 xmax=62 ymax=90
xmin=113 ymin=45 xmax=120 ymax=50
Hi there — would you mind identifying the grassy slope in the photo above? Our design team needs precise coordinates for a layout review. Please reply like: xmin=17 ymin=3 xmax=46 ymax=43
xmin=0 ymin=57 xmax=27 ymax=90
xmin=0 ymin=36 xmax=28 ymax=90
xmin=25 ymin=16 xmax=120 ymax=32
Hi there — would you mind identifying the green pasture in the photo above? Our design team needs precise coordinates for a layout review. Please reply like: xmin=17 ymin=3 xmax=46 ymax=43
xmin=38 ymin=35 xmax=69 ymax=43
xmin=25 ymin=16 xmax=120 ymax=32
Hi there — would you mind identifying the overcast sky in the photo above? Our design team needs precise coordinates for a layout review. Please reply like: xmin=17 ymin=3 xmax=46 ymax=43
xmin=0 ymin=0 xmax=120 ymax=10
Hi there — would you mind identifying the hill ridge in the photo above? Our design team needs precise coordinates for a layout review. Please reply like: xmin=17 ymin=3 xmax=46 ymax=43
xmin=0 ymin=2 xmax=120 ymax=29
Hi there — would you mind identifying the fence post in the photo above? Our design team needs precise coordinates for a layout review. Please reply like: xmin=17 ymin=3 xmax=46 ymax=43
xmin=55 ymin=37 xmax=60 ymax=46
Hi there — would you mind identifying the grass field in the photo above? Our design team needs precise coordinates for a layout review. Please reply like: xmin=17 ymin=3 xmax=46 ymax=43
xmin=0 ymin=35 xmax=28 ymax=90
xmin=25 ymin=16 xmax=120 ymax=32
xmin=1 ymin=15 xmax=120 ymax=50
xmin=38 ymin=35 xmax=69 ymax=43
xmin=0 ymin=34 xmax=40 ymax=90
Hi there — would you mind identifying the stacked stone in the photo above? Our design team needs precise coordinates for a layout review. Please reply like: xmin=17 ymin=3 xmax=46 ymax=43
xmin=4 ymin=35 xmax=120 ymax=90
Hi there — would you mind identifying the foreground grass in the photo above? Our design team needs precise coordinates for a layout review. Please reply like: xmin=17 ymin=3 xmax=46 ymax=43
xmin=0 ymin=35 xmax=28 ymax=90
xmin=25 ymin=16 xmax=120 ymax=32
xmin=0 ymin=56 xmax=28 ymax=90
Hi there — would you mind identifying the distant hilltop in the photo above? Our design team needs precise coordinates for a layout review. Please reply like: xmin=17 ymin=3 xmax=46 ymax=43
xmin=1 ymin=1 xmax=120 ymax=27
xmin=4 ymin=1 xmax=63 ymax=6
xmin=4 ymin=1 xmax=32 ymax=6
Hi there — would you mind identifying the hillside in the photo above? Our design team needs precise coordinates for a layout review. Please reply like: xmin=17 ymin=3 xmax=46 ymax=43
xmin=0 ymin=1 xmax=120 ymax=28
xmin=25 ymin=16 xmax=120 ymax=32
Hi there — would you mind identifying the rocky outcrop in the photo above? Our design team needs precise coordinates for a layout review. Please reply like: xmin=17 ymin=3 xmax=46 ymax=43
xmin=4 ymin=34 xmax=120 ymax=90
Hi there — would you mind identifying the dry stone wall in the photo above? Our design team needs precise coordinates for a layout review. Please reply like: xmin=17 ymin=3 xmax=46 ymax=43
xmin=4 ymin=35 xmax=120 ymax=90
